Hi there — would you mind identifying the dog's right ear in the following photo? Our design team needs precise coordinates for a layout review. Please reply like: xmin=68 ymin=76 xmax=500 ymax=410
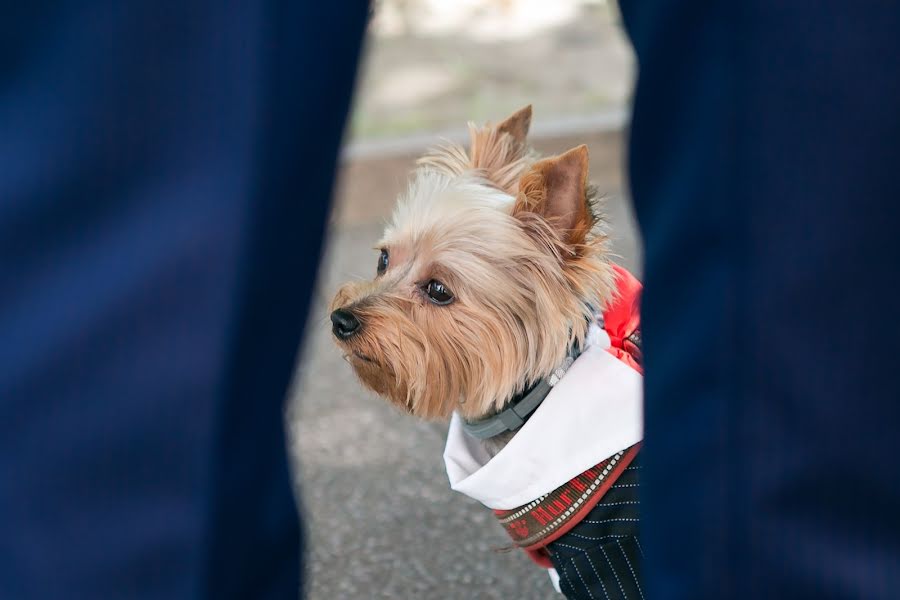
xmin=513 ymin=145 xmax=593 ymax=247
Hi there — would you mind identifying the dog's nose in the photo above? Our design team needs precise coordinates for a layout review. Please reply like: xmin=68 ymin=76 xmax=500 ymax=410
xmin=331 ymin=308 xmax=361 ymax=340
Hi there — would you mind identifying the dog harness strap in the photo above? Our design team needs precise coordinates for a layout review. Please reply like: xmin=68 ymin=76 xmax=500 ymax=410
xmin=544 ymin=453 xmax=643 ymax=597
xmin=493 ymin=444 xmax=640 ymax=558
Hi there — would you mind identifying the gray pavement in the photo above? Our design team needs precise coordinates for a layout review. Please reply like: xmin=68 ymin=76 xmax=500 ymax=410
xmin=289 ymin=132 xmax=640 ymax=599
xmin=353 ymin=0 xmax=632 ymax=140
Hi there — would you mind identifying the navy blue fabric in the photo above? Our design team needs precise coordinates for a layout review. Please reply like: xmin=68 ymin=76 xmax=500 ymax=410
xmin=620 ymin=2 xmax=900 ymax=599
xmin=548 ymin=459 xmax=643 ymax=600
xmin=0 ymin=2 xmax=368 ymax=598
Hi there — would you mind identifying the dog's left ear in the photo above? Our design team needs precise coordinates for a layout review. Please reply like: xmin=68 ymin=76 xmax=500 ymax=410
xmin=513 ymin=145 xmax=593 ymax=246
xmin=458 ymin=104 xmax=534 ymax=195
xmin=496 ymin=105 xmax=532 ymax=147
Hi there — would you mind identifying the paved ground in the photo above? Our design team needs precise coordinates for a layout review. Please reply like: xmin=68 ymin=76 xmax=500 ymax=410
xmin=289 ymin=131 xmax=641 ymax=599
xmin=351 ymin=0 xmax=632 ymax=139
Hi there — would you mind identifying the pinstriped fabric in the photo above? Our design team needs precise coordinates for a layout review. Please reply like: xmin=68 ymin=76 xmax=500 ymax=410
xmin=548 ymin=458 xmax=642 ymax=599
xmin=494 ymin=446 xmax=638 ymax=552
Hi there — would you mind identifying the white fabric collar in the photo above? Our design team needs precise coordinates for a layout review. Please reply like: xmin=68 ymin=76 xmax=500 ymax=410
xmin=442 ymin=323 xmax=643 ymax=510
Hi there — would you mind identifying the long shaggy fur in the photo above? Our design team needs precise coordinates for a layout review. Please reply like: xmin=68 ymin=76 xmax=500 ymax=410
xmin=331 ymin=110 xmax=615 ymax=421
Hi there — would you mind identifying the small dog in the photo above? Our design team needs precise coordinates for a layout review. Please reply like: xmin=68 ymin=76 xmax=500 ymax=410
xmin=331 ymin=106 xmax=644 ymax=598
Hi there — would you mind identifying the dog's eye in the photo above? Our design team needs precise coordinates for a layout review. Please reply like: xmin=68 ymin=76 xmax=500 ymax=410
xmin=425 ymin=280 xmax=454 ymax=305
xmin=376 ymin=249 xmax=389 ymax=275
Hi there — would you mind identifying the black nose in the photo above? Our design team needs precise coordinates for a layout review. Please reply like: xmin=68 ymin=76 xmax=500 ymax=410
xmin=331 ymin=308 xmax=361 ymax=340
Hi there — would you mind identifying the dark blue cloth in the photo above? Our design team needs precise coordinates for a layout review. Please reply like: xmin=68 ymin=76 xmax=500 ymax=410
xmin=0 ymin=2 xmax=368 ymax=598
xmin=620 ymin=2 xmax=900 ymax=598
xmin=548 ymin=458 xmax=643 ymax=600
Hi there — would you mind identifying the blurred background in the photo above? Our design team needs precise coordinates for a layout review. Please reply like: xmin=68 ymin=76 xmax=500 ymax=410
xmin=289 ymin=1 xmax=639 ymax=597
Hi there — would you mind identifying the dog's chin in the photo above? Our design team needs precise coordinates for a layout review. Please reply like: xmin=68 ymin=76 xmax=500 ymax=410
xmin=345 ymin=358 xmax=441 ymax=419
xmin=344 ymin=351 xmax=383 ymax=382
xmin=347 ymin=350 xmax=376 ymax=365
xmin=336 ymin=344 xmax=490 ymax=420
xmin=344 ymin=353 xmax=406 ymax=407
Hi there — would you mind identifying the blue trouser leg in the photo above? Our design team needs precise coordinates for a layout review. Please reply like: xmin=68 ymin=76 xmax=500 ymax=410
xmin=620 ymin=2 xmax=900 ymax=598
xmin=0 ymin=3 xmax=368 ymax=598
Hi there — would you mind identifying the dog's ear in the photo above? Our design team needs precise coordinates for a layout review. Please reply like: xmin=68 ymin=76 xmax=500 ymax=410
xmin=418 ymin=106 xmax=534 ymax=195
xmin=462 ymin=105 xmax=533 ymax=194
xmin=513 ymin=145 xmax=593 ymax=246
xmin=495 ymin=105 xmax=532 ymax=147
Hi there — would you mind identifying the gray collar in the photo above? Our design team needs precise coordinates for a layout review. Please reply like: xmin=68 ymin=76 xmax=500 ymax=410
xmin=461 ymin=349 xmax=581 ymax=440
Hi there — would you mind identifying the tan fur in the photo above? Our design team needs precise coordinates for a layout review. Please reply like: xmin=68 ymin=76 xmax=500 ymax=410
xmin=417 ymin=105 xmax=535 ymax=196
xmin=331 ymin=107 xmax=615 ymax=422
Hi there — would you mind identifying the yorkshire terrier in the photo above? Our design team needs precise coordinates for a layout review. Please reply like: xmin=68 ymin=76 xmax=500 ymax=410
xmin=331 ymin=106 xmax=644 ymax=599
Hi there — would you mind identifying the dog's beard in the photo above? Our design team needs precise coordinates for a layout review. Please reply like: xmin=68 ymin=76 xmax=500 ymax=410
xmin=331 ymin=254 xmax=607 ymax=422
xmin=345 ymin=352 xmax=414 ymax=414
xmin=337 ymin=304 xmax=586 ymax=423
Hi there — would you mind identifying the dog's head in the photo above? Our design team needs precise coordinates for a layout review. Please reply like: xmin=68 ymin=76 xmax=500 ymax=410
xmin=330 ymin=106 xmax=614 ymax=420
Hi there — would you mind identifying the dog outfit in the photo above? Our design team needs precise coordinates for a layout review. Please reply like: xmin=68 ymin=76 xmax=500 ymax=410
xmin=444 ymin=265 xmax=644 ymax=598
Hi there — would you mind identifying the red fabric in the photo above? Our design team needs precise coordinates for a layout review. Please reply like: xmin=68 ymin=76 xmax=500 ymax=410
xmin=602 ymin=265 xmax=643 ymax=374
xmin=525 ymin=547 xmax=555 ymax=569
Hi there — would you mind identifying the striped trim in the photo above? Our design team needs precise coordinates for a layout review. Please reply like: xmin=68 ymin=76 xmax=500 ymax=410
xmin=548 ymin=457 xmax=642 ymax=599
xmin=493 ymin=444 xmax=640 ymax=551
